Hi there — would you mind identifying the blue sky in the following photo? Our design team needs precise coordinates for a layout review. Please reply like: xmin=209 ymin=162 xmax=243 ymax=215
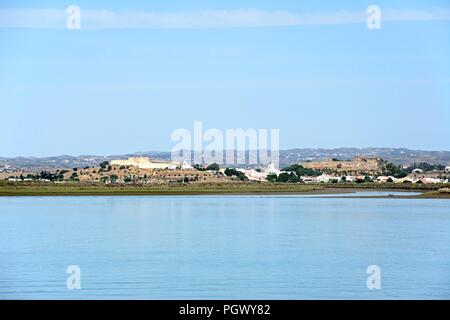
xmin=0 ymin=0 xmax=449 ymax=157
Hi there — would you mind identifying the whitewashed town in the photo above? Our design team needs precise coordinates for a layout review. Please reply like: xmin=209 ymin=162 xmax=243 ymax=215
xmin=2 ymin=155 xmax=450 ymax=185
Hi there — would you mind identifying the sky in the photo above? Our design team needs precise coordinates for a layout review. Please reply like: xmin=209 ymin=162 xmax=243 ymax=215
xmin=0 ymin=0 xmax=449 ymax=157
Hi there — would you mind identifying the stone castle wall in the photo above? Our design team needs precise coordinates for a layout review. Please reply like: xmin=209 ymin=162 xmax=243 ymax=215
xmin=299 ymin=157 xmax=385 ymax=174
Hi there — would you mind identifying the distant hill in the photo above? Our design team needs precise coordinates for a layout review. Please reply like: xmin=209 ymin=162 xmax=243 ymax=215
xmin=1 ymin=148 xmax=449 ymax=171
xmin=279 ymin=148 xmax=450 ymax=167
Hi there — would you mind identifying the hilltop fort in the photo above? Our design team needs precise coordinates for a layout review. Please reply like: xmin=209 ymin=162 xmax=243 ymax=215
xmin=299 ymin=156 xmax=385 ymax=175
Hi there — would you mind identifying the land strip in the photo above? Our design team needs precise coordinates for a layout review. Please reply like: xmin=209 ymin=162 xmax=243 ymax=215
xmin=0 ymin=181 xmax=448 ymax=198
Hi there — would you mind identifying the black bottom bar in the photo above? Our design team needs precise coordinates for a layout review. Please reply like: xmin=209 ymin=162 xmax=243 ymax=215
xmin=1 ymin=300 xmax=448 ymax=318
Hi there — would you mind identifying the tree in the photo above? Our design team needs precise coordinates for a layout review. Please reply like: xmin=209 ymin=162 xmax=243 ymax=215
xmin=236 ymin=171 xmax=247 ymax=181
xmin=206 ymin=163 xmax=220 ymax=171
xmin=277 ymin=172 xmax=290 ymax=182
xmin=385 ymin=161 xmax=408 ymax=178
xmin=224 ymin=168 xmax=236 ymax=176
xmin=288 ymin=172 xmax=300 ymax=183
xmin=267 ymin=173 xmax=278 ymax=182
xmin=224 ymin=168 xmax=248 ymax=181
xmin=193 ymin=164 xmax=206 ymax=171
xmin=124 ymin=176 xmax=132 ymax=183
xmin=100 ymin=161 xmax=109 ymax=169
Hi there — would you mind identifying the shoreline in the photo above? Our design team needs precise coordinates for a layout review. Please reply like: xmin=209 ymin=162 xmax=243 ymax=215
xmin=0 ymin=182 xmax=448 ymax=199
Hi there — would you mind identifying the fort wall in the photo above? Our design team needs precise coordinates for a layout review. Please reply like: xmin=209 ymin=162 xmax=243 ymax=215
xmin=299 ymin=156 xmax=385 ymax=174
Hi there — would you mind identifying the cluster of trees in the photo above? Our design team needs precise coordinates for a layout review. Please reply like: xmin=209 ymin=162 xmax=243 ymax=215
xmin=15 ymin=171 xmax=66 ymax=181
xmin=99 ymin=161 xmax=109 ymax=168
xmin=266 ymin=164 xmax=327 ymax=183
xmin=384 ymin=161 xmax=446 ymax=178
xmin=175 ymin=177 xmax=198 ymax=183
xmin=406 ymin=162 xmax=446 ymax=172
xmin=193 ymin=163 xmax=220 ymax=171
xmin=267 ymin=172 xmax=300 ymax=183
xmin=100 ymin=174 xmax=119 ymax=183
xmin=99 ymin=161 xmax=112 ymax=172
xmin=267 ymin=172 xmax=374 ymax=184
xmin=281 ymin=164 xmax=323 ymax=177
xmin=206 ymin=163 xmax=220 ymax=171
xmin=384 ymin=162 xmax=408 ymax=178
xmin=224 ymin=168 xmax=248 ymax=181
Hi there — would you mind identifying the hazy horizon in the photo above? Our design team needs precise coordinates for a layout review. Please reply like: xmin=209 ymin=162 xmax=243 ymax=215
xmin=2 ymin=146 xmax=450 ymax=159
xmin=1 ymin=0 xmax=449 ymax=157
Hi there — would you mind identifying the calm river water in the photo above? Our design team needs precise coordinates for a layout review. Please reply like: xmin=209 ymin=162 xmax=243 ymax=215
xmin=0 ymin=193 xmax=449 ymax=299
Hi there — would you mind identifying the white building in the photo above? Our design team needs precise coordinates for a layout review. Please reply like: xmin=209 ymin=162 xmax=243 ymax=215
xmin=237 ymin=162 xmax=283 ymax=181
xmin=237 ymin=169 xmax=268 ymax=181
xmin=376 ymin=176 xmax=397 ymax=183
xmin=111 ymin=157 xmax=179 ymax=170
xmin=266 ymin=163 xmax=282 ymax=175
xmin=181 ymin=161 xmax=193 ymax=170
xmin=419 ymin=177 xmax=443 ymax=184
xmin=301 ymin=176 xmax=318 ymax=183
xmin=315 ymin=174 xmax=338 ymax=183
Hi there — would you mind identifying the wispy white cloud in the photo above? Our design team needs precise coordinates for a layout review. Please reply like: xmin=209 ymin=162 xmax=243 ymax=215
xmin=0 ymin=7 xmax=449 ymax=29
